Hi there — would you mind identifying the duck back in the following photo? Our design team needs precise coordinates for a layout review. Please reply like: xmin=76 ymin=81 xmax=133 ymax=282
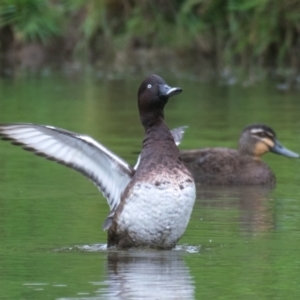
xmin=181 ymin=148 xmax=275 ymax=186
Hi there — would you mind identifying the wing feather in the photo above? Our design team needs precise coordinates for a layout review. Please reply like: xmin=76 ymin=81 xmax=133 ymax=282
xmin=170 ymin=126 xmax=188 ymax=146
xmin=0 ymin=123 xmax=135 ymax=211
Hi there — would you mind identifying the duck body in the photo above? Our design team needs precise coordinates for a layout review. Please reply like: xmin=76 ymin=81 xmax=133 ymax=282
xmin=108 ymin=122 xmax=195 ymax=248
xmin=0 ymin=75 xmax=195 ymax=249
xmin=181 ymin=147 xmax=275 ymax=186
xmin=180 ymin=124 xmax=299 ymax=186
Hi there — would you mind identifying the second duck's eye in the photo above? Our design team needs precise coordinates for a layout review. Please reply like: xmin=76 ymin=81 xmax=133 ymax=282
xmin=257 ymin=132 xmax=268 ymax=138
xmin=257 ymin=132 xmax=264 ymax=137
xmin=147 ymin=84 xmax=152 ymax=89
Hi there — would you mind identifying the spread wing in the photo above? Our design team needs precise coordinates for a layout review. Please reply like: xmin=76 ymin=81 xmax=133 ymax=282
xmin=170 ymin=126 xmax=188 ymax=146
xmin=0 ymin=123 xmax=135 ymax=211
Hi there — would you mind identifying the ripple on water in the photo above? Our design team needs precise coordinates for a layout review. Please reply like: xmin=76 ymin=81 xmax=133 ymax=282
xmin=54 ymin=244 xmax=201 ymax=253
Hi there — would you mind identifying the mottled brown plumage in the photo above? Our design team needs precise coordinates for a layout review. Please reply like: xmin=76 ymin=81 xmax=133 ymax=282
xmin=108 ymin=122 xmax=193 ymax=248
xmin=180 ymin=124 xmax=299 ymax=186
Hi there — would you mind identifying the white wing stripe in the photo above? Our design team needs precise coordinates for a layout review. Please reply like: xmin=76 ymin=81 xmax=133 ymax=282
xmin=0 ymin=124 xmax=135 ymax=211
xmin=80 ymin=135 xmax=132 ymax=173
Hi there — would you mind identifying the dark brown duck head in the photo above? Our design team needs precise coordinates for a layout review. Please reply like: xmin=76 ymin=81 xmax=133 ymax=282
xmin=138 ymin=74 xmax=182 ymax=129
xmin=238 ymin=124 xmax=299 ymax=159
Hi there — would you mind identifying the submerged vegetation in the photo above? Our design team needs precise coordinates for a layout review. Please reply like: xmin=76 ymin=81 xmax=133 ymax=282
xmin=0 ymin=0 xmax=300 ymax=81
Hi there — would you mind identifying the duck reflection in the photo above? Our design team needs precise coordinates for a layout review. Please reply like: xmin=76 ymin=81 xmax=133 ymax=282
xmin=196 ymin=185 xmax=274 ymax=234
xmin=97 ymin=250 xmax=195 ymax=300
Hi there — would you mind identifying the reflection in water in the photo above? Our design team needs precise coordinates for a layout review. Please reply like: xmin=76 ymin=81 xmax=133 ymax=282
xmin=97 ymin=250 xmax=195 ymax=300
xmin=196 ymin=185 xmax=274 ymax=234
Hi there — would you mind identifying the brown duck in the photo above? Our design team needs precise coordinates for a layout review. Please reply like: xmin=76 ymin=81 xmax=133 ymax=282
xmin=180 ymin=124 xmax=299 ymax=186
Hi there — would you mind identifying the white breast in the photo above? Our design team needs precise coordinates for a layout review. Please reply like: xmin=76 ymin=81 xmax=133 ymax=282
xmin=117 ymin=181 xmax=196 ymax=248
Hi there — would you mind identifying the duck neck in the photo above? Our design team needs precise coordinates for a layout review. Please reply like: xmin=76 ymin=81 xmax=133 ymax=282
xmin=238 ymin=144 xmax=259 ymax=160
xmin=140 ymin=108 xmax=164 ymax=129
xmin=140 ymin=118 xmax=180 ymax=162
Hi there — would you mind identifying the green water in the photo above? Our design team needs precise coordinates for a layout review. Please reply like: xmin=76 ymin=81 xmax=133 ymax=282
xmin=0 ymin=75 xmax=300 ymax=299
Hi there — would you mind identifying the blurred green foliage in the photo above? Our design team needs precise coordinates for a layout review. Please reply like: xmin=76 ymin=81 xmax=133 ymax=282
xmin=0 ymin=0 xmax=300 ymax=68
xmin=0 ymin=0 xmax=63 ymax=42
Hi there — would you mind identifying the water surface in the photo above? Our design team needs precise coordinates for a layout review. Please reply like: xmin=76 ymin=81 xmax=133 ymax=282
xmin=0 ymin=75 xmax=300 ymax=299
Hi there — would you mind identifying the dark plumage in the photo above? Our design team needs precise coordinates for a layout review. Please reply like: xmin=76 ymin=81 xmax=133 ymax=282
xmin=180 ymin=124 xmax=299 ymax=186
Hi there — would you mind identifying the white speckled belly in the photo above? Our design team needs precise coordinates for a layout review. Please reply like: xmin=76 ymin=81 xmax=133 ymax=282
xmin=117 ymin=181 xmax=196 ymax=248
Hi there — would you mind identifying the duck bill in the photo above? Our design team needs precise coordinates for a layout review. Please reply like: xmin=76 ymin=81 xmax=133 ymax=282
xmin=159 ymin=84 xmax=182 ymax=98
xmin=271 ymin=140 xmax=299 ymax=158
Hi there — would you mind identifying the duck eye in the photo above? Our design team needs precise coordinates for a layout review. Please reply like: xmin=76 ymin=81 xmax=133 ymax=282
xmin=147 ymin=84 xmax=152 ymax=89
xmin=258 ymin=132 xmax=273 ymax=139
xmin=257 ymin=132 xmax=266 ymax=137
